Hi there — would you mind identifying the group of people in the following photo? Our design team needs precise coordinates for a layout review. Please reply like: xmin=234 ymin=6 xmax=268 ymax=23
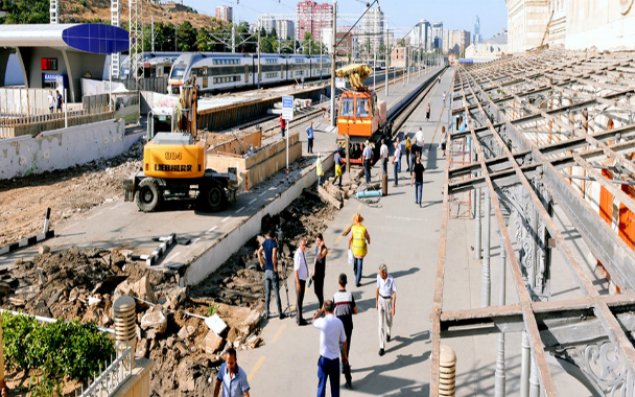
xmin=247 ymin=212 xmax=396 ymax=396
xmin=47 ymin=90 xmax=64 ymax=114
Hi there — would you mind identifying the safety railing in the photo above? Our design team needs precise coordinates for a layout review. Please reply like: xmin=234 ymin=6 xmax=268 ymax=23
xmin=79 ymin=347 xmax=133 ymax=397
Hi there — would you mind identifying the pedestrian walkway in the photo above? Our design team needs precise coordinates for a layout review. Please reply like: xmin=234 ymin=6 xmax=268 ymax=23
xmin=237 ymin=69 xmax=452 ymax=396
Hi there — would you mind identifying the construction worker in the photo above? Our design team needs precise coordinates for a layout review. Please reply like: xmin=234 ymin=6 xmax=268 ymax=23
xmin=306 ymin=122 xmax=314 ymax=154
xmin=333 ymin=148 xmax=344 ymax=188
xmin=405 ymin=136 xmax=412 ymax=171
xmin=348 ymin=213 xmax=371 ymax=288
xmin=376 ymin=264 xmax=396 ymax=357
xmin=362 ymin=141 xmax=373 ymax=184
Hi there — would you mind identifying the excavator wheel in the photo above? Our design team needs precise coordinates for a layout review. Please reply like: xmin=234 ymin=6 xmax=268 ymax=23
xmin=136 ymin=178 xmax=162 ymax=212
xmin=199 ymin=183 xmax=225 ymax=212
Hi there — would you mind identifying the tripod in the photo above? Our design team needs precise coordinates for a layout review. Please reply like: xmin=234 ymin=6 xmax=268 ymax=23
xmin=276 ymin=224 xmax=292 ymax=317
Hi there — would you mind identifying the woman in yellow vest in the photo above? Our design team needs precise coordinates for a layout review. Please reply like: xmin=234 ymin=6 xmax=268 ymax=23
xmin=348 ymin=213 xmax=371 ymax=287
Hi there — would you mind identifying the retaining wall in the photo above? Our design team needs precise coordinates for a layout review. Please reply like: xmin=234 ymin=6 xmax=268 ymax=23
xmin=0 ymin=119 xmax=143 ymax=180
xmin=184 ymin=151 xmax=335 ymax=286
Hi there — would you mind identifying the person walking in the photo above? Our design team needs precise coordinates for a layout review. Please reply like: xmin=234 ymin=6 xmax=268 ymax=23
xmin=257 ymin=230 xmax=286 ymax=320
xmin=440 ymin=126 xmax=448 ymax=157
xmin=307 ymin=122 xmax=315 ymax=154
xmin=376 ymin=264 xmax=396 ymax=356
xmin=294 ymin=237 xmax=310 ymax=326
xmin=348 ymin=213 xmax=370 ymax=287
xmin=333 ymin=273 xmax=357 ymax=389
xmin=405 ymin=136 xmax=412 ymax=171
xmin=379 ymin=139 xmax=389 ymax=176
xmin=333 ymin=148 xmax=344 ymax=188
xmin=48 ymin=91 xmax=55 ymax=113
xmin=414 ymin=127 xmax=425 ymax=158
xmin=411 ymin=155 xmax=425 ymax=207
xmin=56 ymin=90 xmax=63 ymax=113
xmin=312 ymin=233 xmax=328 ymax=309
xmin=213 ymin=348 xmax=251 ymax=397
xmin=425 ymin=102 xmax=431 ymax=121
xmin=397 ymin=138 xmax=405 ymax=172
xmin=392 ymin=141 xmax=401 ymax=187
xmin=312 ymin=300 xmax=348 ymax=397
xmin=362 ymin=141 xmax=373 ymax=184
xmin=279 ymin=114 xmax=287 ymax=139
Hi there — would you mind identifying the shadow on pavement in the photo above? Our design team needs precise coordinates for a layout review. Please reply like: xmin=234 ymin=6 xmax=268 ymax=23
xmin=349 ymin=351 xmax=430 ymax=394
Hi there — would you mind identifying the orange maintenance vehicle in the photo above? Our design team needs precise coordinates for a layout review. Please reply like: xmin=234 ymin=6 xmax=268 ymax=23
xmin=336 ymin=64 xmax=388 ymax=164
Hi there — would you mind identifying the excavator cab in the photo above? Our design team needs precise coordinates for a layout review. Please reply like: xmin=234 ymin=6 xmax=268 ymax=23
xmin=337 ymin=90 xmax=380 ymax=138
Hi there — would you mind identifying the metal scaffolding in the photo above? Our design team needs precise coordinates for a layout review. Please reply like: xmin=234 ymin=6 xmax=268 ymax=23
xmin=432 ymin=49 xmax=635 ymax=396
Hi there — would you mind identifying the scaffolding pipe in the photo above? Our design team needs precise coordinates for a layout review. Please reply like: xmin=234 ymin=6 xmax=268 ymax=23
xmin=474 ymin=187 xmax=481 ymax=259
xmin=494 ymin=232 xmax=507 ymax=397
xmin=481 ymin=188 xmax=491 ymax=306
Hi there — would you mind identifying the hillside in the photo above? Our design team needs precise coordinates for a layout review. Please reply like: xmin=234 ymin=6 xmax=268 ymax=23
xmin=1 ymin=0 xmax=228 ymax=30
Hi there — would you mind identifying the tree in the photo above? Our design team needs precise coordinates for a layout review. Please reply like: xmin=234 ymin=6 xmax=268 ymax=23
xmin=1 ymin=0 xmax=49 ymax=24
xmin=176 ymin=21 xmax=197 ymax=51
xmin=155 ymin=23 xmax=177 ymax=51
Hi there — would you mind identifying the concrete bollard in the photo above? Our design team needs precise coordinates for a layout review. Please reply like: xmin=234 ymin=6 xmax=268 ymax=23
xmin=382 ymin=173 xmax=388 ymax=196
xmin=113 ymin=296 xmax=137 ymax=369
xmin=439 ymin=344 xmax=457 ymax=397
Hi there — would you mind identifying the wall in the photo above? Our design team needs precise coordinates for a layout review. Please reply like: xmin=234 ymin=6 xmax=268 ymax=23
xmin=184 ymin=151 xmax=335 ymax=286
xmin=0 ymin=119 xmax=142 ymax=180
xmin=506 ymin=0 xmax=550 ymax=53
xmin=209 ymin=130 xmax=263 ymax=156
xmin=111 ymin=359 xmax=153 ymax=397
xmin=565 ymin=0 xmax=635 ymax=50
xmin=206 ymin=132 xmax=303 ymax=190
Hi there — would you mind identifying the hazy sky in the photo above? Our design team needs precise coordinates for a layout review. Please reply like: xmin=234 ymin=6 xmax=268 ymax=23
xmin=183 ymin=0 xmax=508 ymax=39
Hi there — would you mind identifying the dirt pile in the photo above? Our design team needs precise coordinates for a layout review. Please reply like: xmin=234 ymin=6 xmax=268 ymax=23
xmin=0 ymin=141 xmax=143 ymax=247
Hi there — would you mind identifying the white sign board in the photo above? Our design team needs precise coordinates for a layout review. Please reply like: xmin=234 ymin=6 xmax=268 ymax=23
xmin=335 ymin=77 xmax=347 ymax=89
xmin=282 ymin=95 xmax=294 ymax=120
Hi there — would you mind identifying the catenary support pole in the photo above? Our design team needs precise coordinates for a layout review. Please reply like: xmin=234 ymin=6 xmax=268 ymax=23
xmin=329 ymin=0 xmax=337 ymax=127
xmin=474 ymin=187 xmax=481 ymax=259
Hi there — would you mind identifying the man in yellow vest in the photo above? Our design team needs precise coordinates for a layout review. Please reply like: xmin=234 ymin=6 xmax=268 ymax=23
xmin=347 ymin=213 xmax=371 ymax=287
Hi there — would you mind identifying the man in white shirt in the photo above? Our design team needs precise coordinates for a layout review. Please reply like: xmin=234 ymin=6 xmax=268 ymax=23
xmin=375 ymin=264 xmax=397 ymax=356
xmin=313 ymin=300 xmax=348 ymax=397
xmin=294 ymin=237 xmax=310 ymax=326
xmin=414 ymin=127 xmax=425 ymax=158
xmin=379 ymin=139 xmax=389 ymax=176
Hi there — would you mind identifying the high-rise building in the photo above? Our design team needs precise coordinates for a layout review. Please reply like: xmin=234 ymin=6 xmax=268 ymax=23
xmin=473 ymin=16 xmax=481 ymax=45
xmin=277 ymin=20 xmax=295 ymax=40
xmin=358 ymin=6 xmax=384 ymax=58
xmin=408 ymin=20 xmax=431 ymax=51
xmin=215 ymin=6 xmax=233 ymax=23
xmin=444 ymin=29 xmax=471 ymax=55
xmin=296 ymin=1 xmax=333 ymax=42
xmin=431 ymin=22 xmax=444 ymax=50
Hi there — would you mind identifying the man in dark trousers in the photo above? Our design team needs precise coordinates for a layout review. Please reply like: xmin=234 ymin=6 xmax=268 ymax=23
xmin=312 ymin=300 xmax=348 ymax=397
xmin=333 ymin=273 xmax=357 ymax=389
xmin=411 ymin=155 xmax=425 ymax=207
xmin=257 ymin=230 xmax=286 ymax=320
xmin=306 ymin=122 xmax=314 ymax=154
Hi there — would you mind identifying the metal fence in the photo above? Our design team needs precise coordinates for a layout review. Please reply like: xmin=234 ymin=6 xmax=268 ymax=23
xmin=79 ymin=347 xmax=133 ymax=397
xmin=123 ymin=77 xmax=168 ymax=94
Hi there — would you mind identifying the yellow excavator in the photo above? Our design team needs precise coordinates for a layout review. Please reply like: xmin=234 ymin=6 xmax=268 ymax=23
xmin=335 ymin=64 xmax=374 ymax=91
xmin=124 ymin=76 xmax=238 ymax=212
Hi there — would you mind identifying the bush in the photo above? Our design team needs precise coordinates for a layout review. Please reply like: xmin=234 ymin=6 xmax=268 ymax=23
xmin=2 ymin=313 xmax=115 ymax=383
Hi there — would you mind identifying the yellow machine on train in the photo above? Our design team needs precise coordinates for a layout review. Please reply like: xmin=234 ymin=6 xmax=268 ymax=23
xmin=336 ymin=64 xmax=388 ymax=164
xmin=124 ymin=76 xmax=237 ymax=212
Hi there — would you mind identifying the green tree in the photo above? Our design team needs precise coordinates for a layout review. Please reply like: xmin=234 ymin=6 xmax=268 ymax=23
xmin=155 ymin=23 xmax=177 ymax=51
xmin=1 ymin=0 xmax=49 ymax=24
xmin=176 ymin=21 xmax=197 ymax=51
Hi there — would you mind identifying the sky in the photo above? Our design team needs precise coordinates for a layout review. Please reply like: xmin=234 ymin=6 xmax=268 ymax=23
xmin=183 ymin=0 xmax=508 ymax=40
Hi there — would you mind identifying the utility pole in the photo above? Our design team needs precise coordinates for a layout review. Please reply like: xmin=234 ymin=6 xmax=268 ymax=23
xmin=232 ymin=23 xmax=236 ymax=53
xmin=329 ymin=0 xmax=337 ymax=127
xmin=257 ymin=21 xmax=261 ymax=89
xmin=384 ymin=26 xmax=388 ymax=97
xmin=151 ymin=16 xmax=155 ymax=52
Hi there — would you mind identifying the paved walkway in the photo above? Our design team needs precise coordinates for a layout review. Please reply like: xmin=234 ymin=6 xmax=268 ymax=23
xmin=237 ymin=69 xmax=451 ymax=396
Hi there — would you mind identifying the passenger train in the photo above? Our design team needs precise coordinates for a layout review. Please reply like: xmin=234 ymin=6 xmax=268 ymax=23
xmin=167 ymin=52 xmax=341 ymax=94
